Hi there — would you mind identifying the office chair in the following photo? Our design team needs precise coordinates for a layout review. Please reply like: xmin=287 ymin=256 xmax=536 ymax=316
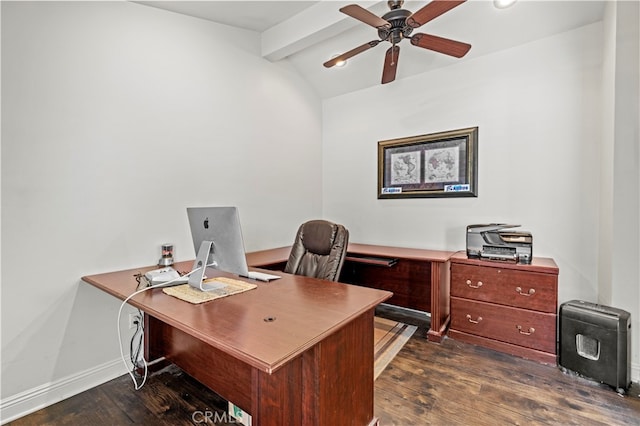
xmin=284 ymin=220 xmax=349 ymax=282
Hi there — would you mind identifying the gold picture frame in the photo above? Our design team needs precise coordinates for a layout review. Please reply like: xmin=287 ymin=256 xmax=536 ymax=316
xmin=378 ymin=127 xmax=478 ymax=199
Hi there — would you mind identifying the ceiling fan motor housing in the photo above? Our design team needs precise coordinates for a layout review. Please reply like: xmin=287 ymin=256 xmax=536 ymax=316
xmin=378 ymin=8 xmax=413 ymax=44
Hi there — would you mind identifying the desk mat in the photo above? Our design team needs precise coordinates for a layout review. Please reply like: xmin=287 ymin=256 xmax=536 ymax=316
xmin=162 ymin=277 xmax=257 ymax=304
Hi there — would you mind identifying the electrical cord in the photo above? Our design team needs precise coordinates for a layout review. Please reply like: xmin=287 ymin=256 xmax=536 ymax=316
xmin=116 ymin=265 xmax=204 ymax=390
xmin=129 ymin=308 xmax=144 ymax=368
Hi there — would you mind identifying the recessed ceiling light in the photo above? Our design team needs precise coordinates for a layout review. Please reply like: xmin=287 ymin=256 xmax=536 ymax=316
xmin=494 ymin=0 xmax=517 ymax=9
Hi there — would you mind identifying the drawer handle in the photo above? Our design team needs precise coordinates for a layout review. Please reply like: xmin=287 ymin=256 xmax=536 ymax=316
xmin=516 ymin=325 xmax=535 ymax=335
xmin=466 ymin=279 xmax=483 ymax=289
xmin=466 ymin=314 xmax=483 ymax=324
xmin=515 ymin=286 xmax=535 ymax=296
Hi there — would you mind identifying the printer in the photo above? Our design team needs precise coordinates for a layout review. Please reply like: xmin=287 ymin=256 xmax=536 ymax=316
xmin=466 ymin=224 xmax=533 ymax=264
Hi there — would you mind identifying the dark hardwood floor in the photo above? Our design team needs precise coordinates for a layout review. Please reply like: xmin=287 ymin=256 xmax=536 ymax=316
xmin=7 ymin=305 xmax=640 ymax=425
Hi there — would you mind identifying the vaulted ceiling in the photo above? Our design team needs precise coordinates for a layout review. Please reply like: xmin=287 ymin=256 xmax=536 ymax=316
xmin=136 ymin=1 xmax=606 ymax=99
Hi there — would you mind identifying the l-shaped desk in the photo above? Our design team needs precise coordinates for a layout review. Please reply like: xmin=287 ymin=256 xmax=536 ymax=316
xmin=247 ymin=243 xmax=453 ymax=343
xmin=82 ymin=242 xmax=451 ymax=426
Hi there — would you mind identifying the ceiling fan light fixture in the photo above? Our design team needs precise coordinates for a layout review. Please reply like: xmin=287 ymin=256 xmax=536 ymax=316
xmin=330 ymin=55 xmax=347 ymax=67
xmin=493 ymin=0 xmax=517 ymax=9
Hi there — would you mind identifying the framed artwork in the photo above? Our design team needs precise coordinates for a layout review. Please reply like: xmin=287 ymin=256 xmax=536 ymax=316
xmin=378 ymin=127 xmax=478 ymax=199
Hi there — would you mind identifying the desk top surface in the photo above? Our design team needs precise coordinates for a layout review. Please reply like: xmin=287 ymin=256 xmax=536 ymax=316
xmin=246 ymin=243 xmax=453 ymax=267
xmin=82 ymin=261 xmax=392 ymax=374
xmin=450 ymin=251 xmax=559 ymax=274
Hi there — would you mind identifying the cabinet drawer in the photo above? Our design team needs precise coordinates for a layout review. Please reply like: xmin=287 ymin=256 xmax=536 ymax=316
xmin=451 ymin=264 xmax=557 ymax=312
xmin=451 ymin=297 xmax=556 ymax=353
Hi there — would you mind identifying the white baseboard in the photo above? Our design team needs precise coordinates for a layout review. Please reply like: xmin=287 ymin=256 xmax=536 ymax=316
xmin=0 ymin=358 xmax=125 ymax=425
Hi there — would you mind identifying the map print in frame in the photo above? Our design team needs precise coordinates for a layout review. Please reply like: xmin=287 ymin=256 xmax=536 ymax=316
xmin=378 ymin=127 xmax=478 ymax=199
xmin=390 ymin=151 xmax=421 ymax=185
xmin=425 ymin=146 xmax=459 ymax=183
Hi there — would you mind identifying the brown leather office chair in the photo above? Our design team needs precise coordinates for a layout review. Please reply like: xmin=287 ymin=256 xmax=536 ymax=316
xmin=284 ymin=220 xmax=349 ymax=282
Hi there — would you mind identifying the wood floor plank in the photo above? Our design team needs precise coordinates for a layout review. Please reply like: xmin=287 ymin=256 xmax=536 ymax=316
xmin=399 ymin=337 xmax=639 ymax=426
xmin=7 ymin=305 xmax=640 ymax=426
xmin=373 ymin=306 xmax=640 ymax=426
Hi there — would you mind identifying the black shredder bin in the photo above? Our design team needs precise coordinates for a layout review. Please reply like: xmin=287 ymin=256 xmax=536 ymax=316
xmin=559 ymin=300 xmax=631 ymax=394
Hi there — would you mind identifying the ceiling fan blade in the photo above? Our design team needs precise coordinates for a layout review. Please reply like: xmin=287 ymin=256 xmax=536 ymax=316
xmin=323 ymin=40 xmax=381 ymax=68
xmin=410 ymin=33 xmax=471 ymax=58
xmin=340 ymin=4 xmax=391 ymax=29
xmin=406 ymin=0 xmax=466 ymax=29
xmin=382 ymin=45 xmax=400 ymax=84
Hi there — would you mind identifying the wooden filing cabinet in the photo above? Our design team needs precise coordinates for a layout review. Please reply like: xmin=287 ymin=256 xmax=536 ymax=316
xmin=449 ymin=253 xmax=559 ymax=364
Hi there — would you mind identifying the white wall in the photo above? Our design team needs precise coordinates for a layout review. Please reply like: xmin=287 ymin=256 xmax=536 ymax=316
xmin=1 ymin=1 xmax=322 ymax=417
xmin=323 ymin=20 xmax=637 ymax=381
xmin=607 ymin=0 xmax=640 ymax=387
xmin=324 ymin=23 xmax=603 ymax=302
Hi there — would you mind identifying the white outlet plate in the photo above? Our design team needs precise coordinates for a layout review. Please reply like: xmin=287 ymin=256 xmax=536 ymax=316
xmin=128 ymin=313 xmax=138 ymax=329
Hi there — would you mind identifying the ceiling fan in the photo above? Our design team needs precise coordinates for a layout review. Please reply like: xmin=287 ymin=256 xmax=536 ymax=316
xmin=323 ymin=0 xmax=471 ymax=84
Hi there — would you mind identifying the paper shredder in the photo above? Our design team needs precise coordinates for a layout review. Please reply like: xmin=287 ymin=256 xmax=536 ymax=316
xmin=559 ymin=300 xmax=631 ymax=394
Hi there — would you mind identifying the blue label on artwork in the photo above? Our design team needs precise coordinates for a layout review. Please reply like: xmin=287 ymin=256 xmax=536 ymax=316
xmin=444 ymin=184 xmax=470 ymax=192
xmin=382 ymin=187 xmax=402 ymax=194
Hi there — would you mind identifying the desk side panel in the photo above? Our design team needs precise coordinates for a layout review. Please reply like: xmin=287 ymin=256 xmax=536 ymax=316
xmin=249 ymin=308 xmax=376 ymax=426
xmin=252 ymin=358 xmax=303 ymax=425
xmin=302 ymin=308 xmax=375 ymax=426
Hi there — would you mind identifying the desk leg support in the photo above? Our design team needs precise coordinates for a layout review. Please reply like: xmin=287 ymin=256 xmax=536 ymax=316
xmin=427 ymin=260 xmax=451 ymax=343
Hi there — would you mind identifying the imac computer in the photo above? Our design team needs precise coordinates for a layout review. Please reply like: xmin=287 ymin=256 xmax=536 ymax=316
xmin=186 ymin=207 xmax=279 ymax=291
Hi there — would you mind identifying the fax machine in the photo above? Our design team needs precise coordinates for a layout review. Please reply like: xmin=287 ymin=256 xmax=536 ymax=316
xmin=466 ymin=224 xmax=533 ymax=264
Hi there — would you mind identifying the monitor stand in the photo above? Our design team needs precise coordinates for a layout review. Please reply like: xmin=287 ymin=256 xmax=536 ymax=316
xmin=188 ymin=240 xmax=225 ymax=291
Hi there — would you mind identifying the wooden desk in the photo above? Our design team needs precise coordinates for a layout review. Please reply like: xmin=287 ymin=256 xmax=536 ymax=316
xmin=247 ymin=243 xmax=453 ymax=343
xmin=82 ymin=262 xmax=391 ymax=426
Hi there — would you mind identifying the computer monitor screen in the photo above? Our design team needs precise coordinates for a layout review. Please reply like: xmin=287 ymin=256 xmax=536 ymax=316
xmin=186 ymin=207 xmax=251 ymax=279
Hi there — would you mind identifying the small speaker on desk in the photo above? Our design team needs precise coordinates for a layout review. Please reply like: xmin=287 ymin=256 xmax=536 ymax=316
xmin=559 ymin=300 xmax=631 ymax=394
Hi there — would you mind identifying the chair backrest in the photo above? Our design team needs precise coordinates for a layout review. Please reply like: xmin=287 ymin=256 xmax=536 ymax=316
xmin=284 ymin=220 xmax=349 ymax=281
